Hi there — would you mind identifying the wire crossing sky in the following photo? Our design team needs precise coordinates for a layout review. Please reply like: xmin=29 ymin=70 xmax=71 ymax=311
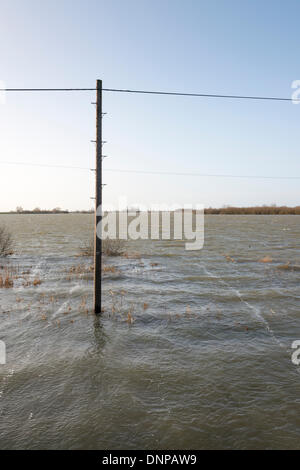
xmin=0 ymin=161 xmax=300 ymax=180
xmin=0 ymin=0 xmax=299 ymax=211
xmin=1 ymin=86 xmax=300 ymax=102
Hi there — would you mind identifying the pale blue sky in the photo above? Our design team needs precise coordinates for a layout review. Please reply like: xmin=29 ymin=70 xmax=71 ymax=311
xmin=0 ymin=0 xmax=299 ymax=211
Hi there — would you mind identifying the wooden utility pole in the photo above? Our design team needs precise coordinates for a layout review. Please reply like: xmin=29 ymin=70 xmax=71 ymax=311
xmin=94 ymin=79 xmax=102 ymax=314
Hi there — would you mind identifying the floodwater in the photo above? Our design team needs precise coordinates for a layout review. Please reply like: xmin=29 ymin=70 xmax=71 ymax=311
xmin=0 ymin=214 xmax=299 ymax=450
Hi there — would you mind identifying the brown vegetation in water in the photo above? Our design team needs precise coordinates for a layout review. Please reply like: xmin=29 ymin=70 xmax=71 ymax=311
xmin=66 ymin=263 xmax=119 ymax=279
xmin=259 ymin=256 xmax=273 ymax=263
xmin=0 ymin=271 xmax=13 ymax=288
xmin=0 ymin=265 xmax=19 ymax=288
xmin=123 ymin=251 xmax=141 ymax=259
xmin=68 ymin=264 xmax=94 ymax=275
xmin=277 ymin=261 xmax=291 ymax=270
xmin=78 ymin=238 xmax=125 ymax=257
xmin=107 ymin=290 xmax=135 ymax=324
xmin=102 ymin=265 xmax=118 ymax=273
xmin=224 ymin=254 xmax=235 ymax=263
xmin=0 ymin=226 xmax=13 ymax=257
xmin=0 ymin=264 xmax=43 ymax=288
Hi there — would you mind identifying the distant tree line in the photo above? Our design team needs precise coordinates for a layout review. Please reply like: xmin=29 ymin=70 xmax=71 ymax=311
xmin=7 ymin=207 xmax=94 ymax=214
xmin=13 ymin=207 xmax=70 ymax=214
xmin=204 ymin=205 xmax=300 ymax=215
xmin=1 ymin=206 xmax=299 ymax=215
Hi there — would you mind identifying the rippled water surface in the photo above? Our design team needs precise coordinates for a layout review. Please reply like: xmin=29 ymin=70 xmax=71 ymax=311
xmin=0 ymin=214 xmax=299 ymax=449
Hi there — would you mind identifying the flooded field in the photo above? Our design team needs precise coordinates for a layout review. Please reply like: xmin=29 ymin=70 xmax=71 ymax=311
xmin=0 ymin=214 xmax=299 ymax=449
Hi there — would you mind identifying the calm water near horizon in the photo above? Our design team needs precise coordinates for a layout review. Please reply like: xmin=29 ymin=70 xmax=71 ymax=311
xmin=0 ymin=214 xmax=299 ymax=449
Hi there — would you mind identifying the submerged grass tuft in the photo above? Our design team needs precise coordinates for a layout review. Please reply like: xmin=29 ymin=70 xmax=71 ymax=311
xmin=0 ymin=226 xmax=14 ymax=257
xmin=78 ymin=238 xmax=126 ymax=257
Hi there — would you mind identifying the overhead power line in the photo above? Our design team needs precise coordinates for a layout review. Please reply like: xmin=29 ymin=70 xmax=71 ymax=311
xmin=0 ymin=161 xmax=90 ymax=170
xmin=0 ymin=161 xmax=299 ymax=180
xmin=0 ymin=86 xmax=299 ymax=102
xmin=0 ymin=88 xmax=96 ymax=92
xmin=103 ymin=168 xmax=300 ymax=180
xmin=103 ymin=88 xmax=300 ymax=102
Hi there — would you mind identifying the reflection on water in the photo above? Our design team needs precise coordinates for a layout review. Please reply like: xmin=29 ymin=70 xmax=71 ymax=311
xmin=0 ymin=214 xmax=300 ymax=449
